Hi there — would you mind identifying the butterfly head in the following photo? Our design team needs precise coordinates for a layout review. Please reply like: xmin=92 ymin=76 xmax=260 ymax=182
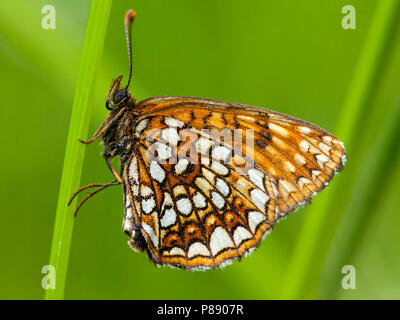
xmin=105 ymin=75 xmax=132 ymax=110
xmin=105 ymin=10 xmax=137 ymax=112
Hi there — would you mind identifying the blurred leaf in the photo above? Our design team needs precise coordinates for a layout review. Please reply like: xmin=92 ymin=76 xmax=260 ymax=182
xmin=280 ymin=0 xmax=400 ymax=299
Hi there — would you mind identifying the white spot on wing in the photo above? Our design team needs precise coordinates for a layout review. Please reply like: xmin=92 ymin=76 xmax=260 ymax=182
xmin=319 ymin=142 xmax=332 ymax=154
xmin=212 ymin=146 xmax=231 ymax=161
xmin=195 ymin=138 xmax=213 ymax=154
xmin=272 ymin=136 xmax=288 ymax=150
xmin=188 ymin=242 xmax=210 ymax=258
xmin=123 ymin=218 xmax=133 ymax=232
xmin=298 ymin=177 xmax=312 ymax=189
xmin=162 ymin=127 xmax=180 ymax=145
xmin=323 ymin=136 xmax=333 ymax=144
xmin=312 ymin=170 xmax=322 ymax=180
xmin=278 ymin=179 xmax=297 ymax=197
xmin=164 ymin=247 xmax=185 ymax=256
xmin=140 ymin=185 xmax=153 ymax=197
xmin=294 ymin=153 xmax=306 ymax=166
xmin=298 ymin=126 xmax=311 ymax=134
xmin=195 ymin=177 xmax=213 ymax=196
xmin=248 ymin=211 xmax=265 ymax=233
xmin=211 ymin=191 xmax=225 ymax=209
xmin=268 ymin=178 xmax=279 ymax=197
xmin=162 ymin=192 xmax=173 ymax=208
xmin=175 ymin=158 xmax=189 ymax=175
xmin=284 ymin=161 xmax=296 ymax=173
xmin=202 ymin=167 xmax=216 ymax=184
xmin=165 ymin=116 xmax=184 ymax=128
xmin=160 ymin=208 xmax=176 ymax=228
xmin=250 ymin=189 xmax=270 ymax=212
xmin=176 ymin=198 xmax=192 ymax=216
xmin=269 ymin=123 xmax=289 ymax=137
xmin=173 ymin=185 xmax=186 ymax=197
xmin=248 ymin=169 xmax=265 ymax=191
xmin=210 ymin=161 xmax=229 ymax=176
xmin=300 ymin=140 xmax=310 ymax=153
xmin=233 ymin=226 xmax=253 ymax=246
xmin=316 ymin=154 xmax=330 ymax=167
xmin=150 ymin=160 xmax=165 ymax=183
xmin=153 ymin=142 xmax=172 ymax=162
xmin=237 ymin=115 xmax=255 ymax=122
xmin=128 ymin=157 xmax=139 ymax=196
xmin=142 ymin=197 xmax=155 ymax=214
xmin=210 ymin=226 xmax=234 ymax=255
xmin=193 ymin=192 xmax=207 ymax=209
xmin=216 ymin=178 xmax=230 ymax=196
xmin=201 ymin=156 xmax=210 ymax=166
xmin=142 ymin=223 xmax=158 ymax=248
xmin=125 ymin=207 xmax=133 ymax=219
xmin=236 ymin=178 xmax=248 ymax=191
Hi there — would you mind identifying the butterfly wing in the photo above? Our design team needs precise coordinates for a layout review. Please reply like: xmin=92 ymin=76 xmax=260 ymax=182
xmin=135 ymin=96 xmax=346 ymax=218
xmin=122 ymin=96 xmax=346 ymax=270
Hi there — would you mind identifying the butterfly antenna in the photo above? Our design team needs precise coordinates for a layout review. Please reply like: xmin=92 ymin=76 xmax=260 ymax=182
xmin=124 ymin=9 xmax=136 ymax=90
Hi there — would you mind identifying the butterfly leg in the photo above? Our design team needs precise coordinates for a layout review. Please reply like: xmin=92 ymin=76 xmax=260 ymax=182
xmin=105 ymin=155 xmax=123 ymax=183
xmin=68 ymin=180 xmax=121 ymax=217
xmin=78 ymin=124 xmax=107 ymax=145
xmin=79 ymin=107 xmax=127 ymax=145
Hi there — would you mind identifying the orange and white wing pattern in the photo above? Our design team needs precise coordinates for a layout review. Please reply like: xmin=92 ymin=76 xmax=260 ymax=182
xmin=122 ymin=96 xmax=346 ymax=270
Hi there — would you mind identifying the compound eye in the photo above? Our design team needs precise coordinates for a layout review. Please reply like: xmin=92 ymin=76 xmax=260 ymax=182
xmin=113 ymin=89 xmax=129 ymax=104
xmin=105 ymin=100 xmax=112 ymax=110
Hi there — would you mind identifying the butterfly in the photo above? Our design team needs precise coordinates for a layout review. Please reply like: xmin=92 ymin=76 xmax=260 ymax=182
xmin=69 ymin=9 xmax=346 ymax=271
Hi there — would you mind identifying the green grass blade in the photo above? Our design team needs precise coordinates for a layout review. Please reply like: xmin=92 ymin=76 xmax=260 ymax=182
xmin=45 ymin=0 xmax=112 ymax=300
xmin=279 ymin=0 xmax=400 ymax=299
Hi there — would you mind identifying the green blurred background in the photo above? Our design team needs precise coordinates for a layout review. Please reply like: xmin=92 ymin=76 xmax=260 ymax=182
xmin=0 ymin=0 xmax=399 ymax=299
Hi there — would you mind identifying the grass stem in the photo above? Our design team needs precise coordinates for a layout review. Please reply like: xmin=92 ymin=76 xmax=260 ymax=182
xmin=45 ymin=0 xmax=112 ymax=300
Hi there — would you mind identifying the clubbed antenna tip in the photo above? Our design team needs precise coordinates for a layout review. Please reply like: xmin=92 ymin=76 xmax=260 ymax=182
xmin=124 ymin=9 xmax=136 ymax=90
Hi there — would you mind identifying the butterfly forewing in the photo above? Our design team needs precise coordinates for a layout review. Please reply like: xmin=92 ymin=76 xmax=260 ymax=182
xmin=122 ymin=96 xmax=346 ymax=270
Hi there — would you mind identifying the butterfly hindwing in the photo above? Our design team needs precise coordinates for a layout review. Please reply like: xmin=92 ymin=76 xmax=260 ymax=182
xmin=122 ymin=96 xmax=346 ymax=269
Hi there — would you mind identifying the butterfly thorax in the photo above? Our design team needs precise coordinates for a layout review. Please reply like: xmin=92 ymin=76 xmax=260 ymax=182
xmin=100 ymin=75 xmax=140 ymax=160
xmin=102 ymin=100 xmax=139 ymax=160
